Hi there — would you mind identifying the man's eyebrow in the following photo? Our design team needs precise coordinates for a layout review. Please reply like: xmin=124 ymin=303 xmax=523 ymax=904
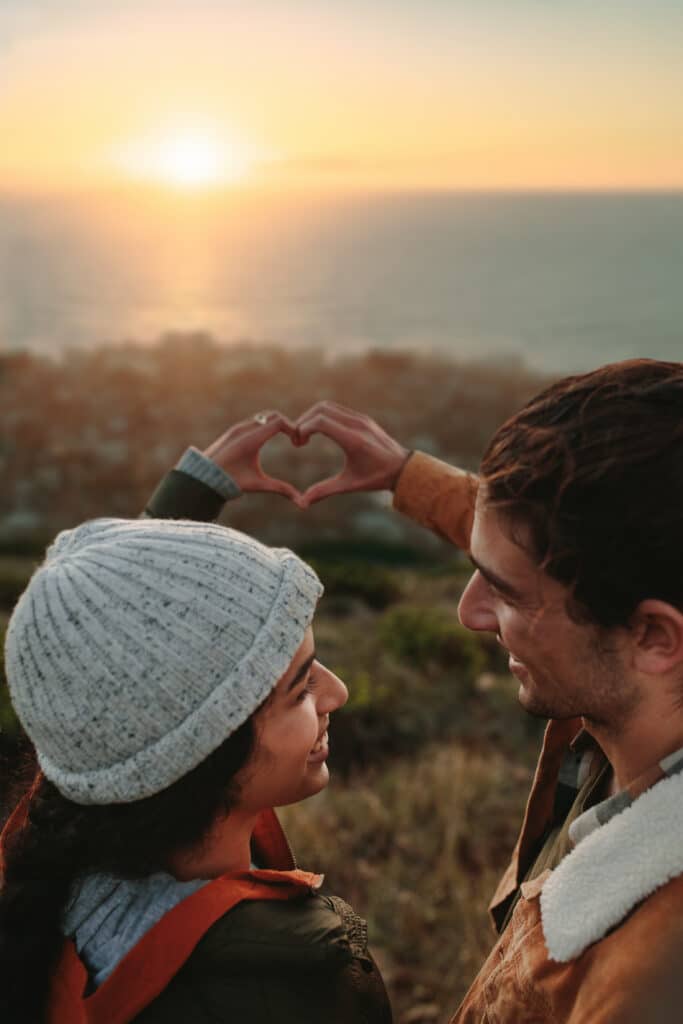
xmin=285 ymin=652 xmax=316 ymax=694
xmin=469 ymin=556 xmax=524 ymax=601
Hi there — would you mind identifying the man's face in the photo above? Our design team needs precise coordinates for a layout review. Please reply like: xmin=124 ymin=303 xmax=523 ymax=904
xmin=458 ymin=491 xmax=638 ymax=725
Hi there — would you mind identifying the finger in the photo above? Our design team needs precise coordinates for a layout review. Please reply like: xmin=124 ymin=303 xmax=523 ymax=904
xmin=253 ymin=412 xmax=297 ymax=442
xmin=295 ymin=413 xmax=358 ymax=451
xmin=206 ymin=415 xmax=280 ymax=454
xmin=318 ymin=400 xmax=369 ymax=422
xmin=254 ymin=475 xmax=303 ymax=502
xmin=203 ymin=421 xmax=253 ymax=458
xmin=238 ymin=415 xmax=298 ymax=456
xmin=296 ymin=401 xmax=367 ymax=431
xmin=298 ymin=472 xmax=351 ymax=507
xmin=232 ymin=412 xmax=283 ymax=436
xmin=276 ymin=415 xmax=298 ymax=440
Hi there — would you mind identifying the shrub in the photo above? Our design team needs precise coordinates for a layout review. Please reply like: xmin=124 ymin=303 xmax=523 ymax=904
xmin=379 ymin=605 xmax=485 ymax=675
xmin=299 ymin=538 xmax=440 ymax=568
xmin=311 ymin=561 xmax=403 ymax=611
xmin=0 ymin=531 xmax=52 ymax=559
xmin=281 ymin=739 xmax=536 ymax=1022
xmin=0 ymin=560 xmax=33 ymax=612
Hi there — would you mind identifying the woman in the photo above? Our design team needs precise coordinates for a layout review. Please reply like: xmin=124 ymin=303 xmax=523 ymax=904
xmin=0 ymin=411 xmax=401 ymax=1024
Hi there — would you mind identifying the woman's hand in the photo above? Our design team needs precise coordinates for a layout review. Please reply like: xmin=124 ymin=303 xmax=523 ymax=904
xmin=203 ymin=412 xmax=301 ymax=502
xmin=294 ymin=401 xmax=411 ymax=507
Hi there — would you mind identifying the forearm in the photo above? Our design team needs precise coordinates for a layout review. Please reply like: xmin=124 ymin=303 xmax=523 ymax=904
xmin=392 ymin=451 xmax=478 ymax=552
xmin=143 ymin=447 xmax=242 ymax=522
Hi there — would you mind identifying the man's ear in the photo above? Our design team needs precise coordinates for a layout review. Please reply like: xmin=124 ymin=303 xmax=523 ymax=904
xmin=629 ymin=600 xmax=683 ymax=675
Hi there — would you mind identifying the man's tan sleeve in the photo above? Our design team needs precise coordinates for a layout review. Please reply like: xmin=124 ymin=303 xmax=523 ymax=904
xmin=392 ymin=451 xmax=478 ymax=552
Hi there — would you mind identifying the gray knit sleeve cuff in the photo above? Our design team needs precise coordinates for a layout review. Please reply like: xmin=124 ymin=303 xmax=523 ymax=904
xmin=175 ymin=448 xmax=243 ymax=501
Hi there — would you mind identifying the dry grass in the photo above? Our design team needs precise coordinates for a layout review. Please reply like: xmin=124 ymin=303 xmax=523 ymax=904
xmin=0 ymin=555 xmax=539 ymax=1023
xmin=281 ymin=738 xmax=534 ymax=1024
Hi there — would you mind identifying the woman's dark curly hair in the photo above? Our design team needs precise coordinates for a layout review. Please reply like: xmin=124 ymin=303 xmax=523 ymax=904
xmin=480 ymin=358 xmax=683 ymax=628
xmin=0 ymin=717 xmax=255 ymax=1023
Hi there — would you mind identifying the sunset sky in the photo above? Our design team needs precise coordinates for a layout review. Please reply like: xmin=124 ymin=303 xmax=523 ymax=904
xmin=1 ymin=0 xmax=682 ymax=194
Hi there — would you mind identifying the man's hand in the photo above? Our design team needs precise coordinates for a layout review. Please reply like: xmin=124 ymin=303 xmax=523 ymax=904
xmin=294 ymin=401 xmax=411 ymax=508
xmin=203 ymin=411 xmax=301 ymax=502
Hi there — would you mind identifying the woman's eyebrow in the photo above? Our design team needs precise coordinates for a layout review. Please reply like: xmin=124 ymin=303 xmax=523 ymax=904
xmin=286 ymin=652 xmax=316 ymax=694
xmin=469 ymin=556 xmax=524 ymax=602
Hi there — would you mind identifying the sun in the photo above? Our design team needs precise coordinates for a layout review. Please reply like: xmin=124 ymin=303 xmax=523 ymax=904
xmin=158 ymin=137 xmax=223 ymax=187
xmin=157 ymin=136 xmax=252 ymax=188
xmin=115 ymin=131 xmax=255 ymax=190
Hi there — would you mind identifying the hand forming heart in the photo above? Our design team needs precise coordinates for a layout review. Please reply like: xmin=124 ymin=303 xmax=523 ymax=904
xmin=202 ymin=402 xmax=411 ymax=508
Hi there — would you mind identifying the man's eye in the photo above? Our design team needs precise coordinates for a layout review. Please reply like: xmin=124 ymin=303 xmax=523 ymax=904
xmin=489 ymin=582 xmax=514 ymax=605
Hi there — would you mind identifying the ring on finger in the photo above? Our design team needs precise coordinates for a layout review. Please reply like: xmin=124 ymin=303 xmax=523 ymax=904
xmin=253 ymin=411 xmax=272 ymax=425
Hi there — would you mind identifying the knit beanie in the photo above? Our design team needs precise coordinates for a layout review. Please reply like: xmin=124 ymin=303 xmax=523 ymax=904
xmin=4 ymin=518 xmax=323 ymax=805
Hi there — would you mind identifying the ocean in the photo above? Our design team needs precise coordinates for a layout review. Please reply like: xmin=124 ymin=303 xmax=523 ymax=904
xmin=1 ymin=189 xmax=681 ymax=372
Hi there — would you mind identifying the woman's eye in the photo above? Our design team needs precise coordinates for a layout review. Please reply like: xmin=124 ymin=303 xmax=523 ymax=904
xmin=296 ymin=672 xmax=318 ymax=702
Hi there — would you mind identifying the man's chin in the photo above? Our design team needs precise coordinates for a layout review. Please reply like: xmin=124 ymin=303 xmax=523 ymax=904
xmin=515 ymin=674 xmax=551 ymax=717
xmin=517 ymin=684 xmax=549 ymax=718
xmin=517 ymin=684 xmax=580 ymax=721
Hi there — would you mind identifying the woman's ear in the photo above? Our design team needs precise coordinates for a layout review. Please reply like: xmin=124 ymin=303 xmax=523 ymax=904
xmin=629 ymin=600 xmax=683 ymax=676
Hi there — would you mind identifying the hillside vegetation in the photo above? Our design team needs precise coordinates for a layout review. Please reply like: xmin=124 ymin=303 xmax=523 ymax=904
xmin=0 ymin=340 xmax=550 ymax=1022
xmin=0 ymin=553 xmax=544 ymax=1023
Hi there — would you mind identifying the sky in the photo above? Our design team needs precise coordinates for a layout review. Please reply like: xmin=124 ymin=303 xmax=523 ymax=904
xmin=1 ymin=0 xmax=682 ymax=193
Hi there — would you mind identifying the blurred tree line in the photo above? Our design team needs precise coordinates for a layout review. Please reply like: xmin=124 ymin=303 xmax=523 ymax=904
xmin=0 ymin=333 xmax=548 ymax=550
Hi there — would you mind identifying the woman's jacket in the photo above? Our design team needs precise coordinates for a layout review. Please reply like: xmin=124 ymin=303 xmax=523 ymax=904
xmin=0 ymin=453 xmax=392 ymax=1024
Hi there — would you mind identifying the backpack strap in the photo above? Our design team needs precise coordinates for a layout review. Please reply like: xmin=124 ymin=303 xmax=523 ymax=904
xmin=49 ymin=868 xmax=323 ymax=1024
xmin=0 ymin=771 xmax=43 ymax=875
xmin=1 ymin=786 xmax=316 ymax=1024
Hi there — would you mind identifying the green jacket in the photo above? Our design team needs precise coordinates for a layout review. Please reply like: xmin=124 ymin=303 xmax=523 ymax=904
xmin=134 ymin=891 xmax=390 ymax=1024
xmin=136 ymin=460 xmax=392 ymax=1023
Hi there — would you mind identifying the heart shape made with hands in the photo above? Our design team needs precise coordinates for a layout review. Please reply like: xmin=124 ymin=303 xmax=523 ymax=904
xmin=258 ymin=428 xmax=348 ymax=507
xmin=210 ymin=404 xmax=409 ymax=508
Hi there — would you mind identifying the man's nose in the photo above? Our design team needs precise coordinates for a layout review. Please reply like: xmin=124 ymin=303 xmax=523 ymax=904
xmin=458 ymin=571 xmax=499 ymax=634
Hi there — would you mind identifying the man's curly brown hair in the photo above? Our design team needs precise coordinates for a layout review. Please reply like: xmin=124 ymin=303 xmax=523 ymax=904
xmin=480 ymin=359 xmax=683 ymax=628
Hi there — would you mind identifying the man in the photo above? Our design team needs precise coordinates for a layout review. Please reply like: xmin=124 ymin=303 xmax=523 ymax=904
xmin=146 ymin=359 xmax=683 ymax=1022
xmin=291 ymin=360 xmax=683 ymax=1023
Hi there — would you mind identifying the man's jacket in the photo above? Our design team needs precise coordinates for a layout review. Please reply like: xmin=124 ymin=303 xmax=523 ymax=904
xmin=148 ymin=445 xmax=683 ymax=1023
xmin=394 ymin=452 xmax=683 ymax=1024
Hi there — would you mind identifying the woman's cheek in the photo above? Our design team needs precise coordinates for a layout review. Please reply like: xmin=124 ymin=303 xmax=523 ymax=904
xmin=297 ymin=701 xmax=321 ymax=752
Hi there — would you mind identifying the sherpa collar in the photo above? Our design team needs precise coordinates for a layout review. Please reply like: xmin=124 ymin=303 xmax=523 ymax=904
xmin=540 ymin=767 xmax=683 ymax=962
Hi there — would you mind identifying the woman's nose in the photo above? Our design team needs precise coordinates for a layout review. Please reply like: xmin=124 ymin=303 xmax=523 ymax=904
xmin=317 ymin=664 xmax=349 ymax=712
xmin=458 ymin=570 xmax=499 ymax=634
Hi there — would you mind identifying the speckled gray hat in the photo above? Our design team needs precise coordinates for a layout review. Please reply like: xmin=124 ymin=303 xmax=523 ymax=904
xmin=4 ymin=518 xmax=322 ymax=805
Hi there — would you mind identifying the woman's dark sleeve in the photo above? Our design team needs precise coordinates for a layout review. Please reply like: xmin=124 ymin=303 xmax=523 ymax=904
xmin=143 ymin=448 xmax=242 ymax=522
xmin=132 ymin=893 xmax=392 ymax=1024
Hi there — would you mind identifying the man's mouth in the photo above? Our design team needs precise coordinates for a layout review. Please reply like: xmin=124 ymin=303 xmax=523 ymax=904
xmin=497 ymin=636 xmax=527 ymax=677
xmin=508 ymin=655 xmax=529 ymax=680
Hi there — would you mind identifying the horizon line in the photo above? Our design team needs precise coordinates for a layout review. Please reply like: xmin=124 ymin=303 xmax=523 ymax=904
xmin=2 ymin=184 xmax=683 ymax=201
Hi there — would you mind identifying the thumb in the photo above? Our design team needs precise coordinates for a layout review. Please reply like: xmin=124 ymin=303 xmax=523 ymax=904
xmin=298 ymin=472 xmax=349 ymax=508
xmin=256 ymin=475 xmax=302 ymax=503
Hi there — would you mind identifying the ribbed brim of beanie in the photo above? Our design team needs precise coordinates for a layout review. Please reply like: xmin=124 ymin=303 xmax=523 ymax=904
xmin=4 ymin=518 xmax=323 ymax=804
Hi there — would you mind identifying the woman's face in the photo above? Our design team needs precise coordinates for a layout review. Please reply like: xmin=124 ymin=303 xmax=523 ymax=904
xmin=234 ymin=627 xmax=348 ymax=811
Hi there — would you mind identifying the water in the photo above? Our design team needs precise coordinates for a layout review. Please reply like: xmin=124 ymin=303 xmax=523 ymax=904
xmin=1 ymin=189 xmax=681 ymax=372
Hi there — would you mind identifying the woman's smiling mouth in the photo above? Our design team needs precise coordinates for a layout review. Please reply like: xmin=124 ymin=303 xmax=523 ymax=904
xmin=307 ymin=730 xmax=329 ymax=762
